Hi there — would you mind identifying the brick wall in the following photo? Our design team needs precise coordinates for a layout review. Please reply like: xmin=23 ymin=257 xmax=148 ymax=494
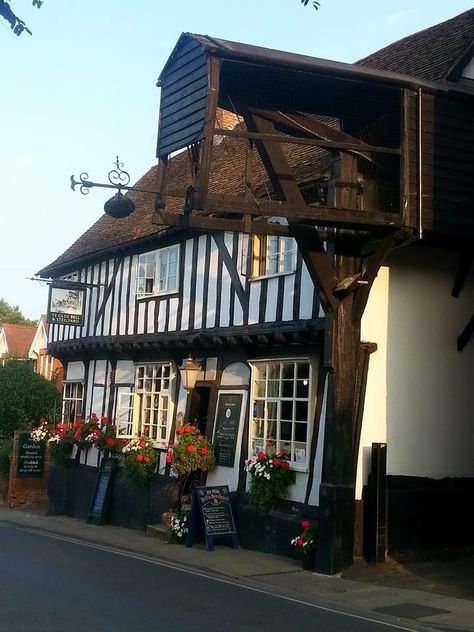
xmin=8 ymin=431 xmax=49 ymax=507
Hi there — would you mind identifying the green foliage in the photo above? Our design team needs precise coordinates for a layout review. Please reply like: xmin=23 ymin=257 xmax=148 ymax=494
xmin=48 ymin=439 xmax=74 ymax=466
xmin=0 ymin=298 xmax=35 ymax=326
xmin=245 ymin=453 xmax=296 ymax=515
xmin=0 ymin=437 xmax=13 ymax=479
xmin=0 ymin=361 xmax=60 ymax=438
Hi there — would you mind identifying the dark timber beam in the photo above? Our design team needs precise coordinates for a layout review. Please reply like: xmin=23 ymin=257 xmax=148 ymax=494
xmin=248 ymin=113 xmax=338 ymax=314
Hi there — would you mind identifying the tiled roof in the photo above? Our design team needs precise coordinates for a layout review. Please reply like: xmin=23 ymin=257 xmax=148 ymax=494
xmin=1 ymin=323 xmax=36 ymax=358
xmin=356 ymin=8 xmax=474 ymax=82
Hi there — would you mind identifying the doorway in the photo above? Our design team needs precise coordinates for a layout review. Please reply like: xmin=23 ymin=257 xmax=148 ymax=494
xmin=187 ymin=385 xmax=211 ymax=437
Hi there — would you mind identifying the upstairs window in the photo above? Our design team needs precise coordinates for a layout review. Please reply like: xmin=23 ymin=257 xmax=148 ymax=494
xmin=135 ymin=245 xmax=179 ymax=298
xmin=251 ymin=236 xmax=297 ymax=278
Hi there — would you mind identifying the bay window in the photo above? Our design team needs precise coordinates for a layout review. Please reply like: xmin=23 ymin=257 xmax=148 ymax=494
xmin=250 ymin=359 xmax=312 ymax=469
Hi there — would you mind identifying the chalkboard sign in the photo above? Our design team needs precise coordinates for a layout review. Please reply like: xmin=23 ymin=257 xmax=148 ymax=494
xmin=87 ymin=458 xmax=116 ymax=525
xmin=17 ymin=433 xmax=45 ymax=478
xmin=213 ymin=393 xmax=243 ymax=468
xmin=186 ymin=485 xmax=239 ymax=551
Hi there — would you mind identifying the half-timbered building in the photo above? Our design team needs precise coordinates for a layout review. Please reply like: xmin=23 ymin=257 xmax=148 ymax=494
xmin=39 ymin=10 xmax=474 ymax=573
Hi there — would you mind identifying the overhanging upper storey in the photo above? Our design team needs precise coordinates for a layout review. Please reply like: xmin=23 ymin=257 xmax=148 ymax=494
xmin=154 ymin=33 xmax=474 ymax=240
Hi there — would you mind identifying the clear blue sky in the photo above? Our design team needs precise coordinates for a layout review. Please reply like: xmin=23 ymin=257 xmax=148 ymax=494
xmin=1 ymin=0 xmax=472 ymax=320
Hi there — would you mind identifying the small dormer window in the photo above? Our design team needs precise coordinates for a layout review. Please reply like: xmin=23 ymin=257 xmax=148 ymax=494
xmin=135 ymin=245 xmax=179 ymax=299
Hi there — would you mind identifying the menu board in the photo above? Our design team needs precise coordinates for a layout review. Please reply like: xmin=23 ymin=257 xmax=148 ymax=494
xmin=17 ymin=433 xmax=45 ymax=477
xmin=213 ymin=393 xmax=243 ymax=468
xmin=186 ymin=485 xmax=239 ymax=551
xmin=87 ymin=458 xmax=115 ymax=525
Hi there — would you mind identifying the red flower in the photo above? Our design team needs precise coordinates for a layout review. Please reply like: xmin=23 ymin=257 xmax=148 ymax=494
xmin=187 ymin=445 xmax=196 ymax=452
xmin=106 ymin=438 xmax=115 ymax=447
xmin=139 ymin=441 xmax=146 ymax=448
xmin=176 ymin=428 xmax=184 ymax=435
xmin=166 ymin=453 xmax=172 ymax=463
xmin=101 ymin=416 xmax=108 ymax=425
xmin=257 ymin=451 xmax=266 ymax=461
xmin=200 ymin=448 xmax=208 ymax=455
xmin=301 ymin=520 xmax=311 ymax=530
xmin=144 ymin=456 xmax=150 ymax=463
xmin=136 ymin=454 xmax=144 ymax=462
xmin=172 ymin=443 xmax=177 ymax=449
xmin=39 ymin=417 xmax=46 ymax=423
xmin=273 ymin=458 xmax=281 ymax=466
xmin=296 ymin=536 xmax=304 ymax=547
xmin=197 ymin=435 xmax=203 ymax=440
xmin=280 ymin=460 xmax=290 ymax=469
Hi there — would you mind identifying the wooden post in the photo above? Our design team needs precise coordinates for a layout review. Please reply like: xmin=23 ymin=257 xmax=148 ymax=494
xmin=316 ymin=249 xmax=361 ymax=573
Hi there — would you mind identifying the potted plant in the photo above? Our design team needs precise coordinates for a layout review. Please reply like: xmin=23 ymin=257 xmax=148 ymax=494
xmin=121 ymin=437 xmax=158 ymax=486
xmin=166 ymin=425 xmax=215 ymax=506
xmin=245 ymin=452 xmax=296 ymax=515
xmin=291 ymin=519 xmax=317 ymax=570
xmin=167 ymin=510 xmax=190 ymax=544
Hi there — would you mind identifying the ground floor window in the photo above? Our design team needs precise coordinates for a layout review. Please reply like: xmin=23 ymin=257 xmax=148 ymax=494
xmin=116 ymin=363 xmax=172 ymax=443
xmin=61 ymin=382 xmax=84 ymax=423
xmin=249 ymin=359 xmax=312 ymax=469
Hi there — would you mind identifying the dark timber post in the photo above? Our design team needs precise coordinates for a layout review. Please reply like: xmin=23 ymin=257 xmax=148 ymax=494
xmin=316 ymin=247 xmax=361 ymax=573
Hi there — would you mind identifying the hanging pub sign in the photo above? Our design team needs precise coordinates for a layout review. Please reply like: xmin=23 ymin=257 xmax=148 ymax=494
xmin=47 ymin=283 xmax=86 ymax=326
xmin=212 ymin=392 xmax=243 ymax=468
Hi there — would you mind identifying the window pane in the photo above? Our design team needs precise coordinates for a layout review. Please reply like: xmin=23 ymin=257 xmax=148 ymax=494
xmin=295 ymin=401 xmax=308 ymax=422
xmin=282 ymin=363 xmax=294 ymax=380
xmin=297 ymin=363 xmax=310 ymax=379
xmin=280 ymin=421 xmax=292 ymax=441
xmin=267 ymin=401 xmax=278 ymax=421
xmin=267 ymin=380 xmax=279 ymax=397
xmin=296 ymin=380 xmax=309 ymax=398
xmin=294 ymin=423 xmax=307 ymax=442
xmin=282 ymin=380 xmax=293 ymax=398
xmin=281 ymin=401 xmax=293 ymax=420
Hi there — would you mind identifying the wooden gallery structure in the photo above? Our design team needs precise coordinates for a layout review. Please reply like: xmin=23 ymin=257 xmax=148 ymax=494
xmin=40 ymin=15 xmax=474 ymax=574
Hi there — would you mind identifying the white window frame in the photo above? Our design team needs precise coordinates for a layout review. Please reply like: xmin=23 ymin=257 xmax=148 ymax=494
xmin=249 ymin=358 xmax=313 ymax=471
xmin=134 ymin=245 xmax=180 ymax=299
xmin=61 ymin=381 xmax=84 ymax=423
xmin=250 ymin=235 xmax=297 ymax=280
xmin=115 ymin=363 xmax=174 ymax=445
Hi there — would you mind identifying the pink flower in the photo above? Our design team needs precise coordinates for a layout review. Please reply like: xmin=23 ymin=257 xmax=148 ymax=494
xmin=198 ymin=435 xmax=203 ymax=440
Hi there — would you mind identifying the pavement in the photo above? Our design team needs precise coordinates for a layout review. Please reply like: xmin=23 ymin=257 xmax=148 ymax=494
xmin=0 ymin=504 xmax=473 ymax=632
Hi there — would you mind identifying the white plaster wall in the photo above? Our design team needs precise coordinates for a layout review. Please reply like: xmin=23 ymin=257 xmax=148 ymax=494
xmin=357 ymin=267 xmax=389 ymax=497
xmin=358 ymin=245 xmax=474 ymax=497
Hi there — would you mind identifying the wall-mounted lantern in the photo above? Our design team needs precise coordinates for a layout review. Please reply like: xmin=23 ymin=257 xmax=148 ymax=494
xmin=179 ymin=356 xmax=201 ymax=392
